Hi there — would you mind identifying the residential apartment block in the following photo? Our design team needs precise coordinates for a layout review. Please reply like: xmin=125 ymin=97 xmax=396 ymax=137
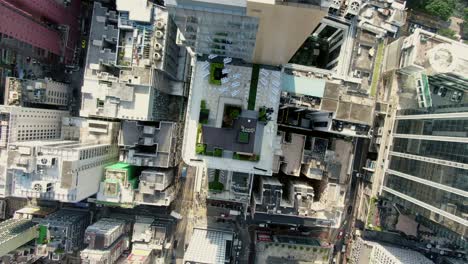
xmin=80 ymin=1 xmax=186 ymax=121
xmin=2 ymin=117 xmax=119 ymax=202
xmin=119 ymin=120 xmax=181 ymax=168
xmin=0 ymin=106 xmax=69 ymax=197
xmin=36 ymin=209 xmax=91 ymax=262
xmin=0 ymin=0 xmax=81 ymax=65
xmin=4 ymin=77 xmax=70 ymax=109
xmin=167 ymin=0 xmax=339 ymax=65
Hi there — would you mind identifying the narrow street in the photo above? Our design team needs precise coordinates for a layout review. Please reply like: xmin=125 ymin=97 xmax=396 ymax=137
xmin=334 ymin=137 xmax=369 ymax=264
xmin=172 ymin=165 xmax=196 ymax=263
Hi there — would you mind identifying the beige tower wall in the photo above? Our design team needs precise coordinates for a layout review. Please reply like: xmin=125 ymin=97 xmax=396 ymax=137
xmin=247 ymin=1 xmax=327 ymax=65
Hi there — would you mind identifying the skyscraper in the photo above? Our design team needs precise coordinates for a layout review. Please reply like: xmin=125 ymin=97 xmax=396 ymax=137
xmin=166 ymin=0 xmax=331 ymax=65
xmin=373 ymin=28 xmax=468 ymax=248
xmin=0 ymin=0 xmax=81 ymax=65
xmin=383 ymin=104 xmax=468 ymax=243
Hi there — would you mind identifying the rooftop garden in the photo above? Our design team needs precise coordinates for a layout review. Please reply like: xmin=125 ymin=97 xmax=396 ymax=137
xmin=367 ymin=196 xmax=382 ymax=231
xmin=222 ymin=105 xmax=242 ymax=128
xmin=195 ymin=126 xmax=223 ymax=157
xmin=370 ymin=41 xmax=384 ymax=97
xmin=258 ymin=106 xmax=273 ymax=123
xmin=196 ymin=143 xmax=206 ymax=155
xmin=238 ymin=131 xmax=250 ymax=144
xmin=248 ymin=64 xmax=260 ymax=110
xmin=233 ymin=152 xmax=260 ymax=162
xmin=209 ymin=62 xmax=225 ymax=85
xmin=209 ymin=169 xmax=224 ymax=191
xmin=199 ymin=100 xmax=210 ymax=124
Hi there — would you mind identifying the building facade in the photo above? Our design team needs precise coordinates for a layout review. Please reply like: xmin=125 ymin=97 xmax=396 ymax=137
xmin=166 ymin=0 xmax=259 ymax=60
xmin=166 ymin=0 xmax=331 ymax=65
xmin=80 ymin=1 xmax=186 ymax=121
xmin=0 ymin=106 xmax=69 ymax=197
xmin=4 ymin=77 xmax=70 ymax=109
xmin=350 ymin=237 xmax=434 ymax=264
xmin=119 ymin=120 xmax=181 ymax=168
xmin=378 ymin=29 xmax=468 ymax=247
xmin=1 ymin=116 xmax=119 ymax=202
xmin=0 ymin=0 xmax=81 ymax=65
xmin=383 ymin=105 xmax=468 ymax=241
xmin=37 ymin=209 xmax=90 ymax=261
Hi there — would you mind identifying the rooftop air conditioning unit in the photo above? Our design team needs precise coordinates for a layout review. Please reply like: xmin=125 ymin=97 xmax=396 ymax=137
xmin=32 ymin=181 xmax=53 ymax=193
xmin=346 ymin=0 xmax=361 ymax=16
xmin=154 ymin=43 xmax=163 ymax=51
xmin=155 ymin=21 xmax=165 ymax=30
xmin=331 ymin=0 xmax=341 ymax=9
xmin=155 ymin=30 xmax=164 ymax=39
xmin=350 ymin=1 xmax=360 ymax=11
xmin=38 ymin=157 xmax=56 ymax=167
xmin=153 ymin=52 xmax=162 ymax=61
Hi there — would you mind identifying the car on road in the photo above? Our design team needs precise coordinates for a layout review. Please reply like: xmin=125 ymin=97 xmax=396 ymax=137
xmin=173 ymin=240 xmax=178 ymax=249
xmin=180 ymin=166 xmax=187 ymax=180
xmin=438 ymin=87 xmax=447 ymax=97
xmin=347 ymin=205 xmax=353 ymax=215
xmin=337 ymin=230 xmax=344 ymax=239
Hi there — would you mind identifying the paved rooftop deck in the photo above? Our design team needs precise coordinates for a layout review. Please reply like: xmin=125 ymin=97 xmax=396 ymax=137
xmin=202 ymin=117 xmax=258 ymax=154
xmin=182 ymin=59 xmax=282 ymax=175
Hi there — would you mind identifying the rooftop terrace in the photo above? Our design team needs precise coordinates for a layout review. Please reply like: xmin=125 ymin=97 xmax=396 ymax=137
xmin=183 ymin=58 xmax=281 ymax=175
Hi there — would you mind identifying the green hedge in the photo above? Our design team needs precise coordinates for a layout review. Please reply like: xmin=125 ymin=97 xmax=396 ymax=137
xmin=258 ymin=107 xmax=267 ymax=122
xmin=196 ymin=143 xmax=206 ymax=154
xmin=209 ymin=181 xmax=224 ymax=191
xmin=199 ymin=108 xmax=210 ymax=124
xmin=214 ymin=148 xmax=223 ymax=157
xmin=209 ymin=169 xmax=224 ymax=191
xmin=248 ymin=64 xmax=260 ymax=110
xmin=209 ymin=63 xmax=224 ymax=85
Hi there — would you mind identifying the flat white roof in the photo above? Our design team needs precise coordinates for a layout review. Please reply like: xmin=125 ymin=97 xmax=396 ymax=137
xmin=116 ymin=0 xmax=152 ymax=22
xmin=184 ymin=228 xmax=233 ymax=264
xmin=182 ymin=60 xmax=281 ymax=175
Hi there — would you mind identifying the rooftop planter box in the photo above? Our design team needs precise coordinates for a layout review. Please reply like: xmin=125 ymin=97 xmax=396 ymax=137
xmin=214 ymin=148 xmax=223 ymax=157
xmin=233 ymin=152 xmax=259 ymax=162
xmin=196 ymin=143 xmax=206 ymax=155
xmin=222 ymin=105 xmax=242 ymax=128
xmin=199 ymin=100 xmax=210 ymax=124
xmin=209 ymin=62 xmax=224 ymax=85
xmin=209 ymin=169 xmax=224 ymax=191
xmin=258 ymin=106 xmax=268 ymax=122
xmin=196 ymin=124 xmax=202 ymax=143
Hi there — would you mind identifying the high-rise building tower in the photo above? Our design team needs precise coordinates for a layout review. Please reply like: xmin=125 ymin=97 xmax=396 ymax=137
xmin=378 ymin=29 xmax=468 ymax=247
xmin=350 ymin=237 xmax=434 ymax=264
xmin=166 ymin=0 xmax=332 ymax=65
xmin=80 ymin=1 xmax=187 ymax=121
xmin=383 ymin=104 xmax=468 ymax=242
xmin=0 ymin=0 xmax=81 ymax=65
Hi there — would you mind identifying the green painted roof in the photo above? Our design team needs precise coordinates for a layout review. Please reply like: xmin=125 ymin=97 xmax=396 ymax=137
xmin=281 ymin=74 xmax=326 ymax=98
xmin=421 ymin=73 xmax=432 ymax=108
xmin=105 ymin=162 xmax=131 ymax=171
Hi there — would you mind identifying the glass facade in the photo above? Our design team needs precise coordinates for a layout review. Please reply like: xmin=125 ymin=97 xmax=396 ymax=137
xmin=166 ymin=1 xmax=258 ymax=60
xmin=389 ymin=156 xmax=468 ymax=192
xmin=398 ymin=104 xmax=468 ymax=116
xmin=395 ymin=119 xmax=468 ymax=138
xmin=385 ymin=175 xmax=467 ymax=220
xmin=392 ymin=138 xmax=468 ymax=164
xmin=385 ymin=103 xmax=468 ymax=245
xmin=383 ymin=190 xmax=467 ymax=239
